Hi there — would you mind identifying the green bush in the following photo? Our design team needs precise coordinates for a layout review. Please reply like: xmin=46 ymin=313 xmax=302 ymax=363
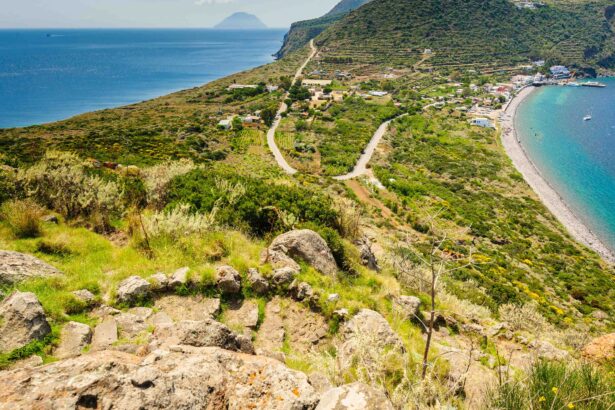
xmin=487 ymin=360 xmax=614 ymax=410
xmin=0 ymin=199 xmax=44 ymax=239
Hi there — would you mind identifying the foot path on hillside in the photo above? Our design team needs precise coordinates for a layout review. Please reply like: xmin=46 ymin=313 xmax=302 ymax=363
xmin=266 ymin=40 xmax=317 ymax=175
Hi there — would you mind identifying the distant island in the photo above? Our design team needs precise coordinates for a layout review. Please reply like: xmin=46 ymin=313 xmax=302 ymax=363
xmin=214 ymin=12 xmax=267 ymax=30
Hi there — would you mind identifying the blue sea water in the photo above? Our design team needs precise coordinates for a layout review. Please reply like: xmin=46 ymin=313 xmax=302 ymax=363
xmin=0 ymin=29 xmax=285 ymax=128
xmin=516 ymin=78 xmax=615 ymax=252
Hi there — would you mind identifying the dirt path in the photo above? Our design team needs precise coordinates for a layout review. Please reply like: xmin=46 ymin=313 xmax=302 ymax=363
xmin=266 ymin=40 xmax=317 ymax=175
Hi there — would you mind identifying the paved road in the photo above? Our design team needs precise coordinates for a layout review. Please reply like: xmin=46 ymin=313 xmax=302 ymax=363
xmin=333 ymin=114 xmax=407 ymax=181
xmin=266 ymin=40 xmax=317 ymax=175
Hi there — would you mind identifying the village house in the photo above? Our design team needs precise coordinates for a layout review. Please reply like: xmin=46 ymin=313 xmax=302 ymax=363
xmin=550 ymin=65 xmax=571 ymax=79
xmin=218 ymin=119 xmax=232 ymax=130
xmin=369 ymin=90 xmax=388 ymax=97
xmin=469 ymin=117 xmax=495 ymax=128
xmin=227 ymin=84 xmax=258 ymax=91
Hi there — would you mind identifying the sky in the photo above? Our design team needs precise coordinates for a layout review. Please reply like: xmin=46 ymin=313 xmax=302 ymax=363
xmin=0 ymin=0 xmax=340 ymax=29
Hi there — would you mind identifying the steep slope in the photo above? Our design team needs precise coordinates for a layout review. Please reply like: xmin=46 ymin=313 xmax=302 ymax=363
xmin=274 ymin=0 xmax=372 ymax=58
xmin=215 ymin=12 xmax=267 ymax=30
xmin=314 ymin=0 xmax=615 ymax=71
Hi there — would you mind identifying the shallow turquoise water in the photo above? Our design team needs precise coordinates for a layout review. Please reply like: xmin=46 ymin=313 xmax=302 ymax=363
xmin=516 ymin=78 xmax=615 ymax=252
xmin=0 ymin=29 xmax=285 ymax=128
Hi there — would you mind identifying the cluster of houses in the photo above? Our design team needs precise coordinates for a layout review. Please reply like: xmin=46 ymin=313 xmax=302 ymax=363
xmin=513 ymin=0 xmax=545 ymax=9
xmin=301 ymin=79 xmax=346 ymax=106
xmin=217 ymin=111 xmax=263 ymax=130
xmin=307 ymin=69 xmax=352 ymax=81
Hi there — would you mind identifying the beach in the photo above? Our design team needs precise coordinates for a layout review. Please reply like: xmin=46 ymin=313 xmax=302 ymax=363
xmin=500 ymin=86 xmax=615 ymax=263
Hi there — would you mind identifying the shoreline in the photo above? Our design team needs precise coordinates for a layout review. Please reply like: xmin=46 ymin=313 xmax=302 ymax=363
xmin=500 ymin=86 xmax=615 ymax=263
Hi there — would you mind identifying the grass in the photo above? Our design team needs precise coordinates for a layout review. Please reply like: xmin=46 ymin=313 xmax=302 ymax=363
xmin=0 ymin=199 xmax=44 ymax=239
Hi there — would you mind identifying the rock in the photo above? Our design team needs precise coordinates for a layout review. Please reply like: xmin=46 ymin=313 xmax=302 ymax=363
xmin=289 ymin=281 xmax=315 ymax=302
xmin=266 ymin=229 xmax=338 ymax=276
xmin=333 ymin=308 xmax=349 ymax=319
xmin=55 ymin=321 xmax=92 ymax=359
xmin=591 ymin=310 xmax=609 ymax=320
xmin=255 ymin=298 xmax=286 ymax=355
xmin=156 ymin=319 xmax=254 ymax=354
xmin=116 ymin=276 xmax=150 ymax=304
xmin=339 ymin=309 xmax=404 ymax=370
xmin=0 ymin=291 xmax=51 ymax=352
xmin=154 ymin=295 xmax=220 ymax=322
xmin=327 ymin=293 xmax=340 ymax=303
xmin=530 ymin=340 xmax=568 ymax=360
xmin=432 ymin=312 xmax=459 ymax=332
xmin=0 ymin=347 xmax=319 ymax=409
xmin=41 ymin=214 xmax=59 ymax=224
xmin=91 ymin=304 xmax=121 ymax=318
xmin=316 ymin=382 xmax=394 ymax=410
xmin=148 ymin=272 xmax=168 ymax=290
xmin=392 ymin=295 xmax=421 ymax=321
xmin=150 ymin=312 xmax=173 ymax=327
xmin=224 ymin=300 xmax=259 ymax=333
xmin=168 ymin=266 xmax=189 ymax=288
xmin=72 ymin=289 xmax=96 ymax=306
xmin=216 ymin=265 xmax=241 ymax=294
xmin=91 ymin=317 xmax=118 ymax=351
xmin=115 ymin=309 xmax=153 ymax=339
xmin=8 ymin=355 xmax=43 ymax=370
xmin=0 ymin=250 xmax=62 ymax=285
xmin=462 ymin=323 xmax=485 ymax=335
xmin=308 ymin=372 xmax=333 ymax=394
xmin=247 ymin=268 xmax=269 ymax=294
xmin=261 ymin=248 xmax=301 ymax=272
xmin=582 ymin=333 xmax=615 ymax=362
xmin=271 ymin=266 xmax=298 ymax=287
xmin=355 ymin=237 xmax=380 ymax=271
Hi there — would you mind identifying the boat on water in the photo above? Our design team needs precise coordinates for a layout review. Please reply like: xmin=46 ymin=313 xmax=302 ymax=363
xmin=583 ymin=115 xmax=592 ymax=121
xmin=582 ymin=81 xmax=606 ymax=88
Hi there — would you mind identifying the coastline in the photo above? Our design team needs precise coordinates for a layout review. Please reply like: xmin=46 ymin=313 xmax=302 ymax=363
xmin=500 ymin=86 xmax=615 ymax=263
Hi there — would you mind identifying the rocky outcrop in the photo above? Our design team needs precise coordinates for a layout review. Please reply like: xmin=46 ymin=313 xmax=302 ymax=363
xmin=0 ymin=250 xmax=62 ymax=285
xmin=355 ymin=237 xmax=380 ymax=271
xmin=247 ymin=268 xmax=269 ymax=294
xmin=266 ymin=229 xmax=338 ymax=276
xmin=271 ymin=266 xmax=299 ymax=287
xmin=148 ymin=272 xmax=169 ymax=290
xmin=0 ymin=291 xmax=51 ymax=352
xmin=91 ymin=317 xmax=118 ymax=352
xmin=54 ymin=321 xmax=92 ymax=359
xmin=155 ymin=319 xmax=254 ymax=354
xmin=392 ymin=295 xmax=421 ymax=321
xmin=116 ymin=276 xmax=150 ymax=304
xmin=72 ymin=289 xmax=96 ymax=306
xmin=216 ymin=265 xmax=241 ymax=294
xmin=168 ymin=266 xmax=189 ymax=288
xmin=582 ymin=333 xmax=615 ymax=362
xmin=224 ymin=300 xmax=259 ymax=335
xmin=154 ymin=295 xmax=220 ymax=321
xmin=316 ymin=382 xmax=394 ymax=410
xmin=0 ymin=346 xmax=320 ymax=409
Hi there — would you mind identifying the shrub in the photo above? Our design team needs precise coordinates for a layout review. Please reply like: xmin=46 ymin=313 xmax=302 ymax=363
xmin=0 ymin=199 xmax=44 ymax=238
xmin=15 ymin=151 xmax=124 ymax=230
xmin=487 ymin=359 xmax=614 ymax=410
xmin=0 ymin=165 xmax=16 ymax=204
xmin=141 ymin=159 xmax=196 ymax=209
xmin=498 ymin=302 xmax=548 ymax=333
xmin=140 ymin=204 xmax=218 ymax=240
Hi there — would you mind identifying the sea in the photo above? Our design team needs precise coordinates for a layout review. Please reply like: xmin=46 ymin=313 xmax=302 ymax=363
xmin=0 ymin=29 xmax=286 ymax=128
xmin=515 ymin=78 xmax=615 ymax=253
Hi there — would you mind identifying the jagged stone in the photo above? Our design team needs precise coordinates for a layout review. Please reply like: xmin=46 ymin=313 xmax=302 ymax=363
xmin=582 ymin=333 xmax=615 ymax=362
xmin=155 ymin=319 xmax=254 ymax=354
xmin=116 ymin=276 xmax=151 ymax=304
xmin=530 ymin=340 xmax=568 ymax=360
xmin=327 ymin=293 xmax=340 ymax=303
xmin=224 ymin=300 xmax=259 ymax=333
xmin=216 ymin=265 xmax=241 ymax=294
xmin=71 ymin=289 xmax=96 ymax=306
xmin=316 ymin=382 xmax=394 ymax=410
xmin=55 ymin=321 xmax=92 ymax=359
xmin=0 ymin=291 xmax=51 ymax=352
xmin=148 ymin=272 xmax=168 ymax=290
xmin=91 ymin=317 xmax=118 ymax=351
xmin=355 ymin=236 xmax=380 ymax=271
xmin=154 ymin=295 xmax=220 ymax=321
xmin=115 ymin=308 xmax=154 ymax=339
xmin=266 ymin=229 xmax=338 ymax=276
xmin=289 ymin=280 xmax=315 ymax=302
xmin=0 ymin=347 xmax=319 ymax=409
xmin=41 ymin=215 xmax=59 ymax=224
xmin=247 ymin=268 xmax=269 ymax=294
xmin=271 ymin=266 xmax=298 ymax=287
xmin=168 ymin=267 xmax=189 ymax=288
xmin=308 ymin=372 xmax=333 ymax=394
xmin=591 ymin=310 xmax=609 ymax=320
xmin=0 ymin=250 xmax=62 ymax=285
xmin=392 ymin=295 xmax=421 ymax=320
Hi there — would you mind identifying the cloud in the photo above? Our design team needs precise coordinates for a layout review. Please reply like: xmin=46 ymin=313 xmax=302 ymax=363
xmin=194 ymin=0 xmax=234 ymax=4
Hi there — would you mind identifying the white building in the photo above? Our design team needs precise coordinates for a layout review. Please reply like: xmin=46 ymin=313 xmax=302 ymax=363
xmin=369 ymin=91 xmax=389 ymax=97
xmin=218 ymin=119 xmax=232 ymax=130
xmin=469 ymin=117 xmax=495 ymax=128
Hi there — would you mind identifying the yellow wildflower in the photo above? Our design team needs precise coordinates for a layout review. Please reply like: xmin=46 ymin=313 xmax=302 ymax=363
xmin=538 ymin=396 xmax=546 ymax=402
xmin=567 ymin=404 xmax=575 ymax=409
xmin=552 ymin=387 xmax=559 ymax=394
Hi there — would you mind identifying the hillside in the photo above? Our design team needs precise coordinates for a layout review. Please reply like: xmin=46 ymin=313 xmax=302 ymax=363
xmin=214 ymin=12 xmax=267 ymax=30
xmin=274 ymin=0 xmax=372 ymax=58
xmin=313 ymin=0 xmax=615 ymax=72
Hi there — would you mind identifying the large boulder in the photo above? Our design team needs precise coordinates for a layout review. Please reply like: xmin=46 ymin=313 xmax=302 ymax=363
xmin=392 ymin=295 xmax=422 ymax=321
xmin=0 ymin=291 xmax=51 ymax=352
xmin=0 ymin=346 xmax=320 ymax=409
xmin=168 ymin=266 xmax=189 ymax=288
xmin=54 ymin=321 xmax=92 ymax=359
xmin=266 ymin=229 xmax=338 ymax=276
xmin=0 ymin=250 xmax=62 ymax=285
xmin=116 ymin=276 xmax=150 ymax=304
xmin=247 ymin=268 xmax=269 ymax=294
xmin=155 ymin=319 xmax=254 ymax=354
xmin=316 ymin=382 xmax=394 ymax=410
xmin=91 ymin=317 xmax=118 ymax=352
xmin=582 ymin=333 xmax=615 ymax=363
xmin=216 ymin=265 xmax=241 ymax=294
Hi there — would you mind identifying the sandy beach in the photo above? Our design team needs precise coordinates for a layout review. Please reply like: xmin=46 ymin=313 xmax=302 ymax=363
xmin=500 ymin=86 xmax=615 ymax=263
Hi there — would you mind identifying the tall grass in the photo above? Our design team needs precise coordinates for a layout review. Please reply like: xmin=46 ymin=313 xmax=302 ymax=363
xmin=0 ymin=199 xmax=44 ymax=238
xmin=487 ymin=360 xmax=614 ymax=410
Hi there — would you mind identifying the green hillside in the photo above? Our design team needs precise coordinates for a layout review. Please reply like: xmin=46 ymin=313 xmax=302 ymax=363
xmin=274 ymin=0 xmax=372 ymax=58
xmin=314 ymin=0 xmax=615 ymax=71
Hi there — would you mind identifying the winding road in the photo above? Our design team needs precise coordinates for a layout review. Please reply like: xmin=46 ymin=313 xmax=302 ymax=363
xmin=266 ymin=40 xmax=317 ymax=175
xmin=267 ymin=40 xmax=405 ymax=180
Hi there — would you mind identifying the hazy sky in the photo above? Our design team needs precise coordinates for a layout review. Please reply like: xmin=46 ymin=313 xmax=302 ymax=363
xmin=0 ymin=0 xmax=340 ymax=29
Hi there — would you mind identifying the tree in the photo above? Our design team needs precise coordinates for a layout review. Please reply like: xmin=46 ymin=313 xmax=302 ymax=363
xmin=261 ymin=106 xmax=277 ymax=127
